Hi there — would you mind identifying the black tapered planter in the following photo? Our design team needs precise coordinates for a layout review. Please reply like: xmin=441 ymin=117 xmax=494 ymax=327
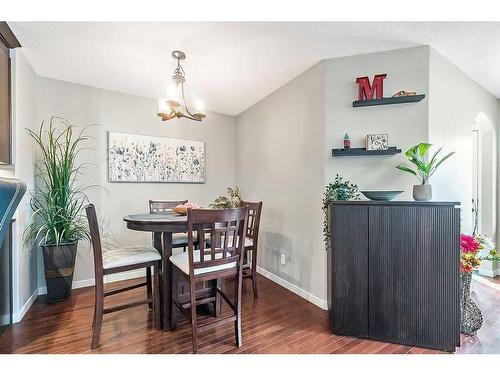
xmin=42 ymin=242 xmax=78 ymax=304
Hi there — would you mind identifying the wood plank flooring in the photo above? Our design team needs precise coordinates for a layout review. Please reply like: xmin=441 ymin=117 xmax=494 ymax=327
xmin=0 ymin=274 xmax=498 ymax=354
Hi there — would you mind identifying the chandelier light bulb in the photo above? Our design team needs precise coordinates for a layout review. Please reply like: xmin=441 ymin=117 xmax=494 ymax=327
xmin=194 ymin=99 xmax=206 ymax=118
xmin=166 ymin=83 xmax=181 ymax=108
xmin=158 ymin=98 xmax=170 ymax=113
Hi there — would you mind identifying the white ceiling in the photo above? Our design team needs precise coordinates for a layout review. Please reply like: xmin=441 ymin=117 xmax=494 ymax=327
xmin=9 ymin=22 xmax=500 ymax=116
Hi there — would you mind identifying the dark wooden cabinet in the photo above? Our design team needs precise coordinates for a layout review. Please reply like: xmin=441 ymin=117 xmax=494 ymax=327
xmin=0 ymin=41 xmax=10 ymax=164
xmin=329 ymin=201 xmax=460 ymax=351
xmin=330 ymin=205 xmax=368 ymax=337
xmin=368 ymin=205 xmax=418 ymax=345
xmin=0 ymin=22 xmax=21 ymax=164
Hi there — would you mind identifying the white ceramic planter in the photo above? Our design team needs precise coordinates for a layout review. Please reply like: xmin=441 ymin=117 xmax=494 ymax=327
xmin=478 ymin=259 xmax=500 ymax=278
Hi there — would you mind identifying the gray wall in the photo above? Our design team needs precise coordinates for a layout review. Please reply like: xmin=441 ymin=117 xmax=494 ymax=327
xmin=325 ymin=46 xmax=430 ymax=199
xmin=11 ymin=44 xmax=500 ymax=318
xmin=236 ymin=45 xmax=499 ymax=308
xmin=428 ymin=47 xmax=499 ymax=238
xmin=10 ymin=49 xmax=39 ymax=321
xmin=236 ymin=63 xmax=327 ymax=306
xmin=34 ymin=77 xmax=237 ymax=289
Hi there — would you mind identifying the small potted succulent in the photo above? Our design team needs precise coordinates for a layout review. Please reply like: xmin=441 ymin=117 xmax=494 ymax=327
xmin=396 ymin=143 xmax=454 ymax=201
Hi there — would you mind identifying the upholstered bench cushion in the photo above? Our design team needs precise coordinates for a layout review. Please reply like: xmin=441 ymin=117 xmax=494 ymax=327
xmin=103 ymin=246 xmax=161 ymax=269
xmin=169 ymin=250 xmax=236 ymax=275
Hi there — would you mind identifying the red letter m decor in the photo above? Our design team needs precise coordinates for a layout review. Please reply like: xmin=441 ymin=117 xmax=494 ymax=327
xmin=356 ymin=74 xmax=387 ymax=100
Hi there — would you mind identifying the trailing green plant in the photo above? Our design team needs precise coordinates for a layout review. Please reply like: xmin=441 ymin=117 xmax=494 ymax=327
xmin=396 ymin=143 xmax=454 ymax=185
xmin=24 ymin=117 xmax=93 ymax=246
xmin=209 ymin=186 xmax=241 ymax=209
xmin=322 ymin=175 xmax=360 ymax=250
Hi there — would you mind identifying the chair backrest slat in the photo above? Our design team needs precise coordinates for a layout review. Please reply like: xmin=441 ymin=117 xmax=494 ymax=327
xmin=187 ymin=207 xmax=248 ymax=276
xmin=240 ymin=201 xmax=263 ymax=242
xmin=85 ymin=204 xmax=103 ymax=276
xmin=149 ymin=200 xmax=188 ymax=213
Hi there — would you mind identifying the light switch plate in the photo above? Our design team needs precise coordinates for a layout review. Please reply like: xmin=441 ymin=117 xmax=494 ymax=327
xmin=280 ymin=254 xmax=286 ymax=265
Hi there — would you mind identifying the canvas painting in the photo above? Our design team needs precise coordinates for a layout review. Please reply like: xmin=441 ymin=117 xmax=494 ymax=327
xmin=108 ymin=131 xmax=205 ymax=183
xmin=366 ymin=133 xmax=389 ymax=151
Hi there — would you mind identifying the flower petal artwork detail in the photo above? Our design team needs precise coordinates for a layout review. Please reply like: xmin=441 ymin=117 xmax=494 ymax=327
xmin=108 ymin=131 xmax=205 ymax=183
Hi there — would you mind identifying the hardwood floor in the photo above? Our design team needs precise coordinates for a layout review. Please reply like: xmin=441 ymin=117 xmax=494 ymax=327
xmin=0 ymin=274 xmax=498 ymax=354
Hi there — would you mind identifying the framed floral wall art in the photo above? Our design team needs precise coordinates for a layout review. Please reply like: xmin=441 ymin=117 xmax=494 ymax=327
xmin=108 ymin=131 xmax=205 ymax=183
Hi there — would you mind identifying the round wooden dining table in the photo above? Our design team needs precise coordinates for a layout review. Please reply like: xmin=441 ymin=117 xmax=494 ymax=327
xmin=123 ymin=212 xmax=188 ymax=331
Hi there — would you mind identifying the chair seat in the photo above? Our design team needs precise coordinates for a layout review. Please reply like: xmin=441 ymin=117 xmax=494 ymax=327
xmin=170 ymin=250 xmax=236 ymax=275
xmin=103 ymin=246 xmax=161 ymax=269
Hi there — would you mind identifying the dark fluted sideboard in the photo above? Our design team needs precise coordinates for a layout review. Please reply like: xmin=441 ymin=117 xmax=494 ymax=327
xmin=328 ymin=201 xmax=460 ymax=351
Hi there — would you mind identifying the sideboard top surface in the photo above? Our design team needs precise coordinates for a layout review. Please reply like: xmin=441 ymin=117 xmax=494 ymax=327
xmin=331 ymin=201 xmax=460 ymax=207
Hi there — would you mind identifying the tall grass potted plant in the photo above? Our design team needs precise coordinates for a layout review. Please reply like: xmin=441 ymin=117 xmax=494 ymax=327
xmin=25 ymin=117 xmax=91 ymax=303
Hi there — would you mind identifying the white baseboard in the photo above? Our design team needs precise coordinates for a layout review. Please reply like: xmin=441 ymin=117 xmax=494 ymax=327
xmin=38 ymin=269 xmax=147 ymax=295
xmin=13 ymin=288 xmax=38 ymax=323
xmin=256 ymin=266 xmax=328 ymax=310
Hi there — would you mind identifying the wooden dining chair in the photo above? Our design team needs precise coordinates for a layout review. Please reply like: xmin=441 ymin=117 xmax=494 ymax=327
xmin=240 ymin=201 xmax=263 ymax=298
xmin=169 ymin=207 xmax=249 ymax=353
xmin=149 ymin=200 xmax=191 ymax=250
xmin=86 ymin=204 xmax=161 ymax=349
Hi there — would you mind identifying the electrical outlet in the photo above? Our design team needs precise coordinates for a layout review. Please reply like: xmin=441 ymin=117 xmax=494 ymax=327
xmin=280 ymin=254 xmax=286 ymax=265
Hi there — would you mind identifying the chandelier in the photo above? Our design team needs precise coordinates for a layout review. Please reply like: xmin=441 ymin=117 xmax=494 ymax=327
xmin=157 ymin=50 xmax=206 ymax=122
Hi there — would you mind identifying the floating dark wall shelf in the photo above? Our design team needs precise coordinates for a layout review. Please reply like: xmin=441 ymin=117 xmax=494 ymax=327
xmin=332 ymin=147 xmax=401 ymax=157
xmin=353 ymin=94 xmax=425 ymax=108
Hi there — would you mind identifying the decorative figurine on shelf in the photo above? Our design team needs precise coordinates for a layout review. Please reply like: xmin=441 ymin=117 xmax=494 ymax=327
xmin=392 ymin=90 xmax=417 ymax=97
xmin=343 ymin=133 xmax=351 ymax=150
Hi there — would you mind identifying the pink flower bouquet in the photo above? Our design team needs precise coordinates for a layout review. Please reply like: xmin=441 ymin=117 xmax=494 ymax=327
xmin=460 ymin=234 xmax=481 ymax=273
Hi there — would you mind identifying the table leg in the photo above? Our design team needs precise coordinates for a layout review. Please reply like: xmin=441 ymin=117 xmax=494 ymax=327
xmin=162 ymin=231 xmax=173 ymax=331
xmin=153 ymin=232 xmax=163 ymax=330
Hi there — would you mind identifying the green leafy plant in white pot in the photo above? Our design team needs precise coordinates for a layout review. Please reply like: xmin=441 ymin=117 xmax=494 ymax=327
xmin=24 ymin=117 xmax=92 ymax=303
xmin=477 ymin=236 xmax=500 ymax=277
xmin=396 ymin=143 xmax=454 ymax=201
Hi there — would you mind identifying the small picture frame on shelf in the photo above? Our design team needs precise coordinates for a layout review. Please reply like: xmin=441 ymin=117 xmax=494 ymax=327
xmin=366 ymin=133 xmax=389 ymax=151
